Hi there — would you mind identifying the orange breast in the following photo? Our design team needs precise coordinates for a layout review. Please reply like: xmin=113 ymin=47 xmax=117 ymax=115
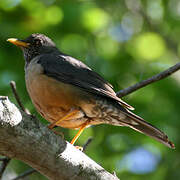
xmin=27 ymin=74 xmax=79 ymax=118
xmin=25 ymin=61 xmax=88 ymax=128
xmin=25 ymin=60 xmax=101 ymax=129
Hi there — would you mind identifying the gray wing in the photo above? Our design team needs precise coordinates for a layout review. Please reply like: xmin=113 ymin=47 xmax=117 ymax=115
xmin=38 ymin=53 xmax=134 ymax=110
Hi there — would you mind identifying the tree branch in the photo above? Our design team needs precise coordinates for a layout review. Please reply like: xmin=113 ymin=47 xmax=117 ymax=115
xmin=12 ymin=169 xmax=36 ymax=180
xmin=83 ymin=137 xmax=93 ymax=152
xmin=10 ymin=81 xmax=30 ymax=115
xmin=0 ymin=157 xmax=11 ymax=179
xmin=0 ymin=96 xmax=119 ymax=180
xmin=116 ymin=62 xmax=180 ymax=98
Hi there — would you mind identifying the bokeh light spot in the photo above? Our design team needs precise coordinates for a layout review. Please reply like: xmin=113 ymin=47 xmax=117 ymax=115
xmin=59 ymin=34 xmax=88 ymax=57
xmin=81 ymin=7 xmax=109 ymax=32
xmin=0 ymin=0 xmax=21 ymax=10
xmin=134 ymin=32 xmax=166 ymax=60
xmin=116 ymin=146 xmax=161 ymax=174
xmin=96 ymin=36 xmax=119 ymax=59
xmin=106 ymin=134 xmax=129 ymax=151
xmin=45 ymin=6 xmax=63 ymax=25
xmin=147 ymin=0 xmax=164 ymax=21
xmin=1 ymin=71 xmax=17 ymax=88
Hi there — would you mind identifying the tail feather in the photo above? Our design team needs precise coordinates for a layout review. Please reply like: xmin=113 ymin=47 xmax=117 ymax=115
xmin=119 ymin=109 xmax=175 ymax=149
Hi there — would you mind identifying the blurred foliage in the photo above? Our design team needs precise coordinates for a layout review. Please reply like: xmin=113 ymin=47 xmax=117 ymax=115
xmin=0 ymin=0 xmax=180 ymax=179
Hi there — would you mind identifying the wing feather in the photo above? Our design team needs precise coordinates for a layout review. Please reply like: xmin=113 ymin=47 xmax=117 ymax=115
xmin=38 ymin=53 xmax=134 ymax=110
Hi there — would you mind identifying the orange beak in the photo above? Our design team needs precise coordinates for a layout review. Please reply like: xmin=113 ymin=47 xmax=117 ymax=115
xmin=7 ymin=38 xmax=30 ymax=48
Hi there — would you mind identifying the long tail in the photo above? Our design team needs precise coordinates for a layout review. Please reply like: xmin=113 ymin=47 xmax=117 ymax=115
xmin=114 ymin=107 xmax=175 ymax=149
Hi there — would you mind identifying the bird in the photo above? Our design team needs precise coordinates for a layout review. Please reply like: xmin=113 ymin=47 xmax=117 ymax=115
xmin=7 ymin=33 xmax=175 ymax=149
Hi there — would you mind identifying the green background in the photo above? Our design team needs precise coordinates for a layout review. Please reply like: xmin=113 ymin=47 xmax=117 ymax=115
xmin=0 ymin=0 xmax=180 ymax=179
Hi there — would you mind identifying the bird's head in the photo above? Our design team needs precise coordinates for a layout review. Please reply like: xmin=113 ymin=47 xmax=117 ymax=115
xmin=7 ymin=33 xmax=57 ymax=63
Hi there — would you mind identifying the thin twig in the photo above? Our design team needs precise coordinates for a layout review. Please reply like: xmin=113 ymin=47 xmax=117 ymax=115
xmin=83 ymin=137 xmax=93 ymax=152
xmin=11 ymin=169 xmax=37 ymax=180
xmin=116 ymin=62 xmax=180 ymax=98
xmin=10 ymin=81 xmax=30 ymax=114
xmin=0 ymin=157 xmax=11 ymax=179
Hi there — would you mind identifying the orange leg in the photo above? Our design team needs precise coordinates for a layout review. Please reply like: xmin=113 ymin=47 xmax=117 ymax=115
xmin=48 ymin=109 xmax=80 ymax=129
xmin=70 ymin=122 xmax=88 ymax=145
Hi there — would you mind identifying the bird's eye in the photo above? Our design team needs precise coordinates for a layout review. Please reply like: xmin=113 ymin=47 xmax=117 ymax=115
xmin=34 ymin=39 xmax=42 ymax=46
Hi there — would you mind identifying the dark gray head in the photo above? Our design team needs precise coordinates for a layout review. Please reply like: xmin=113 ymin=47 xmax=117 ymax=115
xmin=7 ymin=33 xmax=58 ymax=63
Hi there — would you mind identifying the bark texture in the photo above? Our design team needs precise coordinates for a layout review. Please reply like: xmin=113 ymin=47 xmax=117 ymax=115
xmin=0 ymin=96 xmax=119 ymax=180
